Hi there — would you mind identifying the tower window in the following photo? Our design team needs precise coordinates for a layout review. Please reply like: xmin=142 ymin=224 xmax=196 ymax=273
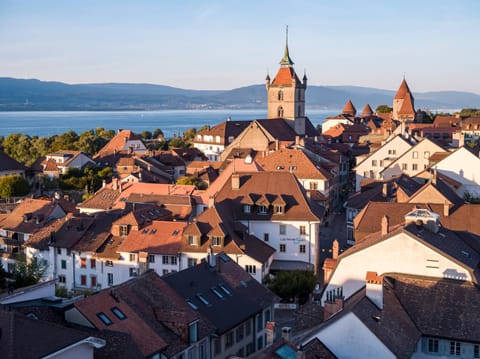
xmin=278 ymin=90 xmax=283 ymax=101
xmin=277 ymin=106 xmax=284 ymax=117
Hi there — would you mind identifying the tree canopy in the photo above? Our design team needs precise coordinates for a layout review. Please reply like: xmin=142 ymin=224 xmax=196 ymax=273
xmin=12 ymin=257 xmax=47 ymax=289
xmin=267 ymin=270 xmax=317 ymax=304
xmin=0 ymin=175 xmax=30 ymax=198
xmin=375 ymin=105 xmax=393 ymax=113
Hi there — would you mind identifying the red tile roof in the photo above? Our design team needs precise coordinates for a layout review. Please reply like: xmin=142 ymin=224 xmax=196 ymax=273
xmin=0 ymin=199 xmax=66 ymax=234
xmin=74 ymin=270 xmax=210 ymax=357
xmin=361 ymin=104 xmax=373 ymax=117
xmin=271 ymin=67 xmax=300 ymax=86
xmin=256 ymin=148 xmax=331 ymax=180
xmin=95 ymin=129 xmax=143 ymax=158
xmin=342 ymin=99 xmax=356 ymax=116
xmin=215 ymin=172 xmax=323 ymax=222
xmin=117 ymin=221 xmax=186 ymax=254
xmin=394 ymin=79 xmax=413 ymax=100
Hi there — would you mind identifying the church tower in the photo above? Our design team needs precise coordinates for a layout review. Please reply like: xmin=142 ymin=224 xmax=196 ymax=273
xmin=392 ymin=78 xmax=415 ymax=122
xmin=266 ymin=27 xmax=307 ymax=135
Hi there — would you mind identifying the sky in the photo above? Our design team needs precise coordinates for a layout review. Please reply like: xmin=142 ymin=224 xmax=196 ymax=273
xmin=1 ymin=0 xmax=479 ymax=93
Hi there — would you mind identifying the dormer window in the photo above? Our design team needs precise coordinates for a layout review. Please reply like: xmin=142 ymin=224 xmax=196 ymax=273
xmin=212 ymin=236 xmax=222 ymax=246
xmin=275 ymin=205 xmax=284 ymax=214
xmin=188 ymin=235 xmax=198 ymax=246
xmin=258 ymin=205 xmax=268 ymax=214
xmin=119 ymin=225 xmax=129 ymax=237
xmin=243 ymin=204 xmax=251 ymax=213
xmin=189 ymin=320 xmax=199 ymax=344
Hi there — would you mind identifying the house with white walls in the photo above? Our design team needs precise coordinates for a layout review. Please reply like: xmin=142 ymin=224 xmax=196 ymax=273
xmin=0 ymin=198 xmax=68 ymax=273
xmin=431 ymin=146 xmax=480 ymax=198
xmin=321 ymin=209 xmax=480 ymax=305
xmin=381 ymin=138 xmax=448 ymax=179
xmin=354 ymin=135 xmax=414 ymax=191
xmin=301 ymin=272 xmax=480 ymax=359
xmin=180 ymin=202 xmax=275 ymax=283
xmin=214 ymin=172 xmax=323 ymax=274
xmin=256 ymin=148 xmax=333 ymax=207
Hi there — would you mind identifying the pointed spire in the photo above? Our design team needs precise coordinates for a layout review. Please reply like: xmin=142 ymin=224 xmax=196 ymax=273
xmin=279 ymin=26 xmax=294 ymax=66
xmin=394 ymin=78 xmax=412 ymax=100
xmin=342 ymin=99 xmax=357 ymax=117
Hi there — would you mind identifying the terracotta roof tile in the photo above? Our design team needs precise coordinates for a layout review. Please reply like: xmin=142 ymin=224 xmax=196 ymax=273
xmin=342 ymin=99 xmax=356 ymax=116
xmin=361 ymin=104 xmax=373 ymax=117
xmin=117 ymin=221 xmax=186 ymax=255
xmin=215 ymin=172 xmax=322 ymax=222
xmin=394 ymin=79 xmax=413 ymax=100
xmin=95 ymin=130 xmax=144 ymax=159
xmin=0 ymin=199 xmax=67 ymax=234
xmin=256 ymin=148 xmax=331 ymax=180
xmin=271 ymin=67 xmax=300 ymax=86
xmin=75 ymin=270 xmax=211 ymax=357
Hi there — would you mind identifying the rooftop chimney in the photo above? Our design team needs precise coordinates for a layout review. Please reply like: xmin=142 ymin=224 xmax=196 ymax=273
xmin=208 ymin=195 xmax=215 ymax=209
xmin=381 ymin=215 xmax=389 ymax=236
xmin=102 ymin=180 xmax=106 ymax=188
xmin=332 ymin=240 xmax=339 ymax=260
xmin=265 ymin=322 xmax=276 ymax=346
xmin=281 ymin=327 xmax=291 ymax=342
xmin=432 ymin=168 xmax=437 ymax=185
xmin=295 ymin=136 xmax=300 ymax=146
xmin=382 ymin=183 xmax=388 ymax=198
xmin=365 ymin=271 xmax=384 ymax=310
xmin=112 ymin=177 xmax=118 ymax=191
xmin=324 ymin=287 xmax=344 ymax=320
xmin=207 ymin=247 xmax=216 ymax=268
xmin=443 ymin=201 xmax=450 ymax=217
xmin=232 ymin=174 xmax=240 ymax=190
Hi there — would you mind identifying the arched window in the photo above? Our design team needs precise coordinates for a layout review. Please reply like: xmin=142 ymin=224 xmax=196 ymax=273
xmin=277 ymin=106 xmax=284 ymax=117
xmin=278 ymin=90 xmax=283 ymax=101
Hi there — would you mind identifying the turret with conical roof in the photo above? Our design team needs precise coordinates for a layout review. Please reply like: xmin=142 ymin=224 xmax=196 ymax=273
xmin=342 ymin=99 xmax=357 ymax=117
xmin=393 ymin=78 xmax=415 ymax=122
xmin=266 ymin=27 xmax=307 ymax=135
xmin=361 ymin=103 xmax=373 ymax=117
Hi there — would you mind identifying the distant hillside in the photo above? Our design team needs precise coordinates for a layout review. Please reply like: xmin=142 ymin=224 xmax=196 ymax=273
xmin=0 ymin=77 xmax=478 ymax=111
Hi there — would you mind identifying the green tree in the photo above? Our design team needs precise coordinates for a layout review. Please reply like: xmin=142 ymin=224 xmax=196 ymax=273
xmin=0 ymin=175 xmax=30 ymax=198
xmin=97 ymin=166 xmax=113 ymax=179
xmin=197 ymin=124 xmax=211 ymax=133
xmin=141 ymin=130 xmax=153 ymax=140
xmin=375 ymin=105 xmax=393 ymax=113
xmin=49 ymin=131 xmax=79 ymax=152
xmin=169 ymin=136 xmax=186 ymax=148
xmin=459 ymin=108 xmax=480 ymax=117
xmin=2 ymin=133 xmax=33 ymax=165
xmin=153 ymin=128 xmax=164 ymax=140
xmin=267 ymin=270 xmax=317 ymax=304
xmin=12 ymin=257 xmax=47 ymax=289
xmin=183 ymin=127 xmax=197 ymax=142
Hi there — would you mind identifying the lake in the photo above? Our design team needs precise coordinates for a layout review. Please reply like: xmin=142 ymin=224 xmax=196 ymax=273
xmin=0 ymin=109 xmax=339 ymax=138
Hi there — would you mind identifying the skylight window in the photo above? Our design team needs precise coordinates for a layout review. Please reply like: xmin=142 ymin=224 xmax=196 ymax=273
xmin=211 ymin=287 xmax=224 ymax=299
xmin=219 ymin=284 xmax=232 ymax=296
xmin=111 ymin=307 xmax=127 ymax=320
xmin=187 ymin=300 xmax=198 ymax=310
xmin=196 ymin=293 xmax=210 ymax=306
xmin=96 ymin=312 xmax=113 ymax=326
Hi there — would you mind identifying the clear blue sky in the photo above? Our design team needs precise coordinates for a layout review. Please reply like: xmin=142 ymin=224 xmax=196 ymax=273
xmin=1 ymin=0 xmax=479 ymax=93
